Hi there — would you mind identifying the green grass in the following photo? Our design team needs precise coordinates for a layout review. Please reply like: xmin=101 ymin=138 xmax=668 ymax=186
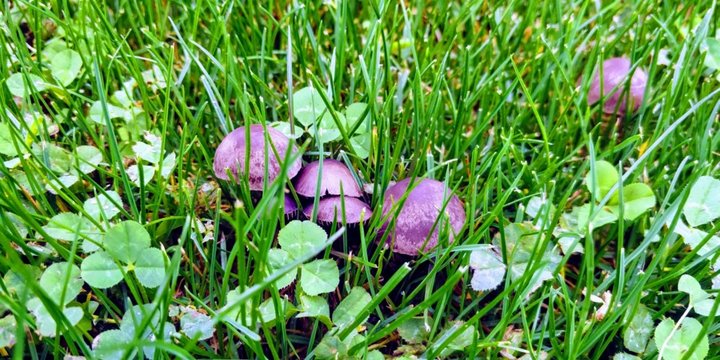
xmin=1 ymin=0 xmax=719 ymax=359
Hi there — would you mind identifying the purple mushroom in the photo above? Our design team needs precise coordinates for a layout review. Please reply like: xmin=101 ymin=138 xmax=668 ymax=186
xmin=284 ymin=194 xmax=299 ymax=216
xmin=213 ymin=124 xmax=302 ymax=191
xmin=586 ymin=57 xmax=648 ymax=115
xmin=303 ymin=196 xmax=372 ymax=225
xmin=294 ymin=159 xmax=363 ymax=198
xmin=380 ymin=178 xmax=466 ymax=256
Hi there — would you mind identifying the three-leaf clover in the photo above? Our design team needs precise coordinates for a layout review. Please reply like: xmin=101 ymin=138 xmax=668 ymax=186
xmin=269 ymin=220 xmax=338 ymax=296
xmin=81 ymin=221 xmax=166 ymax=289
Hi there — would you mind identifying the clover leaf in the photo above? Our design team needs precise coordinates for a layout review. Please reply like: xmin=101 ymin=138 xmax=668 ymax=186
xmin=672 ymin=221 xmax=720 ymax=267
xmin=468 ymin=245 xmax=506 ymax=292
xmin=81 ymin=251 xmax=123 ymax=288
xmin=39 ymin=262 xmax=84 ymax=306
xmin=300 ymin=259 xmax=339 ymax=296
xmin=679 ymin=275 xmax=716 ymax=317
xmin=607 ymin=183 xmax=656 ymax=220
xmin=6 ymin=73 xmax=49 ymax=97
xmin=0 ymin=123 xmax=24 ymax=156
xmin=132 ymin=133 xmax=162 ymax=164
xmin=585 ymin=160 xmax=619 ymax=200
xmin=297 ymin=295 xmax=331 ymax=326
xmin=308 ymin=112 xmax=343 ymax=143
xmin=75 ymin=145 xmax=104 ymax=174
xmin=270 ymin=121 xmax=302 ymax=139
xmin=492 ymin=222 xmax=560 ymax=294
xmin=179 ymin=308 xmax=215 ymax=341
xmin=25 ymin=262 xmax=85 ymax=337
xmin=43 ymin=213 xmax=103 ymax=250
xmin=683 ymin=176 xmax=720 ymax=227
xmin=582 ymin=160 xmax=656 ymax=221
xmin=277 ymin=220 xmax=328 ymax=259
xmin=93 ymin=329 xmax=132 ymax=360
xmin=119 ymin=304 xmax=175 ymax=359
xmin=83 ymin=190 xmax=123 ymax=221
xmin=344 ymin=102 xmax=370 ymax=134
xmin=267 ymin=248 xmax=296 ymax=289
xmin=224 ymin=288 xmax=295 ymax=327
xmin=397 ymin=317 xmax=431 ymax=344
xmin=133 ymin=248 xmax=166 ymax=288
xmin=623 ymin=304 xmax=654 ymax=353
xmin=614 ymin=353 xmax=641 ymax=360
xmin=81 ymin=221 xmax=166 ymax=289
xmin=654 ymin=317 xmax=708 ymax=360
xmin=49 ymin=49 xmax=83 ymax=86
xmin=127 ymin=164 xmax=156 ymax=186
xmin=350 ymin=133 xmax=371 ymax=159
xmin=332 ymin=287 xmax=371 ymax=331
xmin=0 ymin=315 xmax=17 ymax=348
xmin=160 ymin=153 xmax=177 ymax=179
xmin=3 ymin=264 xmax=40 ymax=296
xmin=104 ymin=221 xmax=150 ymax=263
xmin=88 ymin=101 xmax=133 ymax=125
xmin=703 ymin=38 xmax=720 ymax=71
xmin=437 ymin=321 xmax=477 ymax=357
xmin=293 ymin=87 xmax=327 ymax=127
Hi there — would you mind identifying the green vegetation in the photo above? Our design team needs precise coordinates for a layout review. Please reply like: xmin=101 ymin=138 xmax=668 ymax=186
xmin=1 ymin=0 xmax=719 ymax=358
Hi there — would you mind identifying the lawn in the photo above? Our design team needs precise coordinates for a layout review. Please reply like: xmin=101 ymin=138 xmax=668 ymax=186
xmin=1 ymin=0 xmax=719 ymax=359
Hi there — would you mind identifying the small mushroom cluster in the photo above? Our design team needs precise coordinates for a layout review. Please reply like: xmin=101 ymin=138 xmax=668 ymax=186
xmin=213 ymin=124 xmax=467 ymax=256
xmin=295 ymin=159 xmax=372 ymax=226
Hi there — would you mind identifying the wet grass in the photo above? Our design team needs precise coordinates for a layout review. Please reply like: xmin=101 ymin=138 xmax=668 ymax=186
xmin=0 ymin=0 xmax=719 ymax=359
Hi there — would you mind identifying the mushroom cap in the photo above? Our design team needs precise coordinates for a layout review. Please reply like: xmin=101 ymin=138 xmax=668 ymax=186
xmin=380 ymin=178 xmax=466 ymax=256
xmin=284 ymin=194 xmax=299 ymax=216
xmin=294 ymin=159 xmax=363 ymax=198
xmin=587 ymin=57 xmax=647 ymax=115
xmin=303 ymin=196 xmax=372 ymax=224
xmin=213 ymin=124 xmax=302 ymax=191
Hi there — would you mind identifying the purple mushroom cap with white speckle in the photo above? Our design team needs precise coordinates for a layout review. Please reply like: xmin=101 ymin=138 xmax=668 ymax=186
xmin=380 ymin=178 xmax=466 ymax=256
xmin=213 ymin=124 xmax=302 ymax=191
xmin=587 ymin=57 xmax=647 ymax=115
xmin=294 ymin=159 xmax=363 ymax=198
xmin=303 ymin=196 xmax=372 ymax=224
